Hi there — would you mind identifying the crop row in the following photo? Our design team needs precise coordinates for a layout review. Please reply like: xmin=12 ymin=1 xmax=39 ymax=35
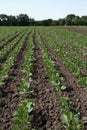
xmin=0 ymin=29 xmax=21 ymax=48
xmin=0 ymin=30 xmax=30 ymax=87
xmin=37 ymin=27 xmax=87 ymax=89
xmin=12 ymin=31 xmax=35 ymax=130
xmin=0 ymin=31 xmax=26 ymax=60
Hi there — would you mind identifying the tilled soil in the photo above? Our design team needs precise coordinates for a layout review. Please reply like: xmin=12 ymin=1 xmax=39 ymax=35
xmin=0 ymin=32 xmax=30 ymax=130
xmin=58 ymin=26 xmax=87 ymax=34
xmin=30 ymin=32 xmax=62 ymax=130
xmin=39 ymin=33 xmax=87 ymax=129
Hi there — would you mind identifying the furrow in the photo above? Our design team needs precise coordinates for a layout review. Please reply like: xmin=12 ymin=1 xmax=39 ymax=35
xmin=30 ymin=31 xmax=62 ymax=130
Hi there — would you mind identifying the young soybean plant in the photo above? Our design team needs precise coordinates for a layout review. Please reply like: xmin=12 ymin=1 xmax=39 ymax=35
xmin=60 ymin=96 xmax=83 ymax=130
xmin=12 ymin=100 xmax=34 ymax=130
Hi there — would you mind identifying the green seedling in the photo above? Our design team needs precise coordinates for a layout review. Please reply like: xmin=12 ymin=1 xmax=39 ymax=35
xmin=13 ymin=100 xmax=34 ymax=130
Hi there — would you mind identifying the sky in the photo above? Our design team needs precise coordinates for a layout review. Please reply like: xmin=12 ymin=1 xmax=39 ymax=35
xmin=0 ymin=0 xmax=87 ymax=20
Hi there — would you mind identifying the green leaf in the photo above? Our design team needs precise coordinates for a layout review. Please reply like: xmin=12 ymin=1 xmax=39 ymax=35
xmin=61 ymin=85 xmax=66 ymax=90
xmin=51 ymin=81 xmax=58 ymax=86
xmin=61 ymin=114 xmax=69 ymax=125
xmin=27 ymin=102 xmax=34 ymax=113
xmin=67 ymin=111 xmax=73 ymax=121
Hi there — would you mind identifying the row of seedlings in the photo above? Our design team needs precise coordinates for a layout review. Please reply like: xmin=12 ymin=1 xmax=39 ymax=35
xmin=0 ymin=29 xmax=22 ymax=50
xmin=39 ymin=29 xmax=87 ymax=90
xmin=0 ymin=27 xmax=21 ymax=45
xmin=12 ymin=31 xmax=35 ymax=130
xmin=0 ymin=31 xmax=30 ymax=87
xmin=0 ymin=31 xmax=26 ymax=60
xmin=40 ymin=27 xmax=87 ymax=54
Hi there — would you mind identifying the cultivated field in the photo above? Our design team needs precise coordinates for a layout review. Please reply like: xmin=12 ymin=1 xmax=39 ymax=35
xmin=0 ymin=26 xmax=87 ymax=130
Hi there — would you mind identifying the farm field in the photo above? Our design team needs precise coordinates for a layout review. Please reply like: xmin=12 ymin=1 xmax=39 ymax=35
xmin=0 ymin=26 xmax=87 ymax=130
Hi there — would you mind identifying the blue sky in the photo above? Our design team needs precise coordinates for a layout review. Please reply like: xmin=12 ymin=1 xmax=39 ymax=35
xmin=0 ymin=0 xmax=87 ymax=20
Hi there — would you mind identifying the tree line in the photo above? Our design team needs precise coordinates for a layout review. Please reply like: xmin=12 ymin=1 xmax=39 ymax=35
xmin=0 ymin=14 xmax=87 ymax=26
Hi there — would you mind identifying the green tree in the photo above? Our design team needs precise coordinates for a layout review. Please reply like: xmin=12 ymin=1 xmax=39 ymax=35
xmin=17 ymin=14 xmax=29 ymax=26
xmin=65 ymin=14 xmax=76 ymax=25
xmin=73 ymin=16 xmax=81 ymax=25
xmin=8 ymin=15 xmax=17 ymax=26
xmin=58 ymin=18 xmax=65 ymax=26
xmin=42 ymin=19 xmax=53 ymax=26
xmin=81 ymin=16 xmax=87 ymax=25
xmin=0 ymin=14 xmax=8 ymax=25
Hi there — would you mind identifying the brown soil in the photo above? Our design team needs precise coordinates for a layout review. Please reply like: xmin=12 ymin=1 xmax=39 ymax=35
xmin=58 ymin=26 xmax=87 ymax=34
xmin=30 ymin=32 xmax=62 ymax=130
xmin=0 ymin=32 xmax=30 ymax=130
xmin=39 ymin=32 xmax=87 ymax=129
